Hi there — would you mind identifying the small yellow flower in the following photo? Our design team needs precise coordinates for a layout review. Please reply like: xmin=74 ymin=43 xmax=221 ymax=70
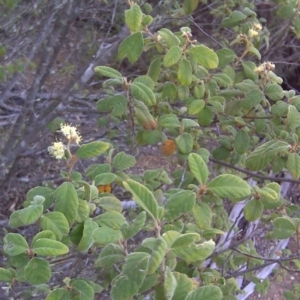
xmin=48 ymin=142 xmax=65 ymax=159
xmin=59 ymin=124 xmax=82 ymax=144
xmin=248 ymin=29 xmax=259 ymax=38
xmin=253 ymin=22 xmax=262 ymax=31
xmin=254 ymin=61 xmax=275 ymax=74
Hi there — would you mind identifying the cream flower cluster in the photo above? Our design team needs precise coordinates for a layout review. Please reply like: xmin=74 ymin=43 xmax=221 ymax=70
xmin=248 ymin=22 xmax=262 ymax=39
xmin=48 ymin=124 xmax=82 ymax=159
xmin=48 ymin=141 xmax=65 ymax=159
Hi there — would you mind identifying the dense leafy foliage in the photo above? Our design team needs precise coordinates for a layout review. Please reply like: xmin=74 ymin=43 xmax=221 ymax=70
xmin=2 ymin=0 xmax=300 ymax=299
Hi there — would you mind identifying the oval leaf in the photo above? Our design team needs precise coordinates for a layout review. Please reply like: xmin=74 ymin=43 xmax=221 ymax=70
xmin=76 ymin=141 xmax=109 ymax=159
xmin=163 ymin=46 xmax=183 ymax=67
xmin=4 ymin=233 xmax=28 ymax=256
xmin=24 ymin=258 xmax=51 ymax=285
xmin=178 ymin=58 xmax=192 ymax=86
xmin=118 ymin=32 xmax=144 ymax=64
xmin=207 ymin=174 xmax=251 ymax=199
xmin=54 ymin=182 xmax=79 ymax=226
xmin=94 ymin=66 xmax=122 ymax=79
xmin=123 ymin=179 xmax=158 ymax=220
xmin=244 ymin=199 xmax=263 ymax=222
xmin=189 ymin=45 xmax=219 ymax=69
xmin=125 ymin=4 xmax=142 ymax=32
xmin=188 ymin=153 xmax=208 ymax=185
xmin=32 ymin=239 xmax=69 ymax=256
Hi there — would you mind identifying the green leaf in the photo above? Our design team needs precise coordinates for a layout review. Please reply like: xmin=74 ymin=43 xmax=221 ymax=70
xmin=24 ymin=258 xmax=51 ymax=285
xmin=92 ymin=226 xmax=122 ymax=246
xmin=13 ymin=204 xmax=42 ymax=226
xmin=121 ymin=211 xmax=146 ymax=240
xmin=189 ymin=45 xmax=219 ymax=69
xmin=178 ymin=58 xmax=192 ymax=86
xmin=234 ymin=129 xmax=250 ymax=154
xmin=78 ymin=219 xmax=99 ymax=252
xmin=164 ymin=191 xmax=196 ymax=221
xmin=217 ymin=48 xmax=236 ymax=68
xmin=46 ymin=288 xmax=70 ymax=300
xmin=271 ymin=100 xmax=289 ymax=116
xmin=212 ymin=74 xmax=232 ymax=88
xmin=40 ymin=212 xmax=69 ymax=240
xmin=178 ymin=85 xmax=190 ymax=100
xmin=97 ymin=195 xmax=123 ymax=213
xmin=94 ymin=211 xmax=126 ymax=230
xmin=111 ymin=252 xmax=150 ymax=300
xmin=113 ymin=152 xmax=136 ymax=170
xmin=188 ymin=153 xmax=208 ymax=185
xmin=266 ymin=84 xmax=284 ymax=101
xmin=181 ymin=118 xmax=199 ymax=128
xmin=138 ymin=273 xmax=159 ymax=294
xmin=123 ymin=179 xmax=158 ymax=220
xmin=4 ymin=233 xmax=28 ymax=256
xmin=94 ymin=173 xmax=116 ymax=186
xmin=163 ymin=46 xmax=183 ymax=67
xmin=158 ymin=28 xmax=180 ymax=48
xmin=131 ymin=81 xmax=156 ymax=106
xmin=0 ymin=268 xmax=15 ymax=282
xmin=147 ymin=57 xmax=161 ymax=82
xmin=221 ymin=10 xmax=247 ymax=27
xmin=118 ymin=32 xmax=144 ymax=64
xmin=159 ymin=114 xmax=181 ymax=128
xmin=248 ymin=44 xmax=261 ymax=60
xmin=259 ymin=186 xmax=278 ymax=201
xmin=164 ymin=267 xmax=177 ymax=299
xmin=145 ymin=238 xmax=168 ymax=274
xmin=245 ymin=140 xmax=290 ymax=171
xmin=69 ymin=224 xmax=83 ymax=247
xmin=278 ymin=4 xmax=295 ymax=19
xmin=161 ymin=82 xmax=177 ymax=101
xmin=287 ymin=153 xmax=300 ymax=179
xmin=95 ymin=243 xmax=124 ymax=269
xmin=133 ymin=75 xmax=155 ymax=90
xmin=172 ymin=272 xmax=194 ymax=300
xmin=25 ymin=186 xmax=54 ymax=210
xmin=193 ymin=203 xmax=212 ymax=229
xmin=242 ymin=61 xmax=258 ymax=81
xmin=94 ymin=66 xmax=122 ymax=79
xmin=76 ymin=199 xmax=90 ymax=223
xmin=207 ymin=174 xmax=251 ymax=199
xmin=32 ymin=231 xmax=56 ymax=246
xmin=287 ymin=105 xmax=300 ymax=129
xmin=272 ymin=217 xmax=296 ymax=239
xmin=188 ymin=99 xmax=205 ymax=115
xmin=242 ymin=89 xmax=264 ymax=110
xmin=175 ymin=133 xmax=193 ymax=154
xmin=172 ymin=240 xmax=215 ymax=262
xmin=185 ymin=285 xmax=223 ymax=300
xmin=70 ymin=279 xmax=94 ymax=300
xmin=244 ymin=199 xmax=263 ymax=222
xmin=125 ymin=4 xmax=143 ymax=32
xmin=76 ymin=141 xmax=109 ymax=159
xmin=171 ymin=233 xmax=200 ymax=248
xmin=183 ymin=0 xmax=199 ymax=14
xmin=105 ymin=95 xmax=128 ymax=117
xmin=32 ymin=239 xmax=69 ymax=256
xmin=198 ymin=107 xmax=213 ymax=126
xmin=55 ymin=182 xmax=79 ymax=226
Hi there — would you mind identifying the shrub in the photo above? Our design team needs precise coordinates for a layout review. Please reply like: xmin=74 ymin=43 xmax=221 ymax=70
xmin=2 ymin=1 xmax=300 ymax=299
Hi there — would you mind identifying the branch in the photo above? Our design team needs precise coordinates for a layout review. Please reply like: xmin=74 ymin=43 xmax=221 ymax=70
xmin=209 ymin=158 xmax=300 ymax=184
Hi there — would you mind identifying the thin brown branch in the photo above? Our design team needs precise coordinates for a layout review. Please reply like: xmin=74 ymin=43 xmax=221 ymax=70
xmin=209 ymin=158 xmax=300 ymax=184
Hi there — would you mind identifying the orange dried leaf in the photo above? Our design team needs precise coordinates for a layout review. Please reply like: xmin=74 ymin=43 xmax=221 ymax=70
xmin=160 ymin=139 xmax=176 ymax=156
xmin=98 ymin=184 xmax=112 ymax=193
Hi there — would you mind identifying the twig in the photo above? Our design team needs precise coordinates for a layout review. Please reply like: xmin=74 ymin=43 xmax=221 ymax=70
xmin=209 ymin=158 xmax=300 ymax=184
